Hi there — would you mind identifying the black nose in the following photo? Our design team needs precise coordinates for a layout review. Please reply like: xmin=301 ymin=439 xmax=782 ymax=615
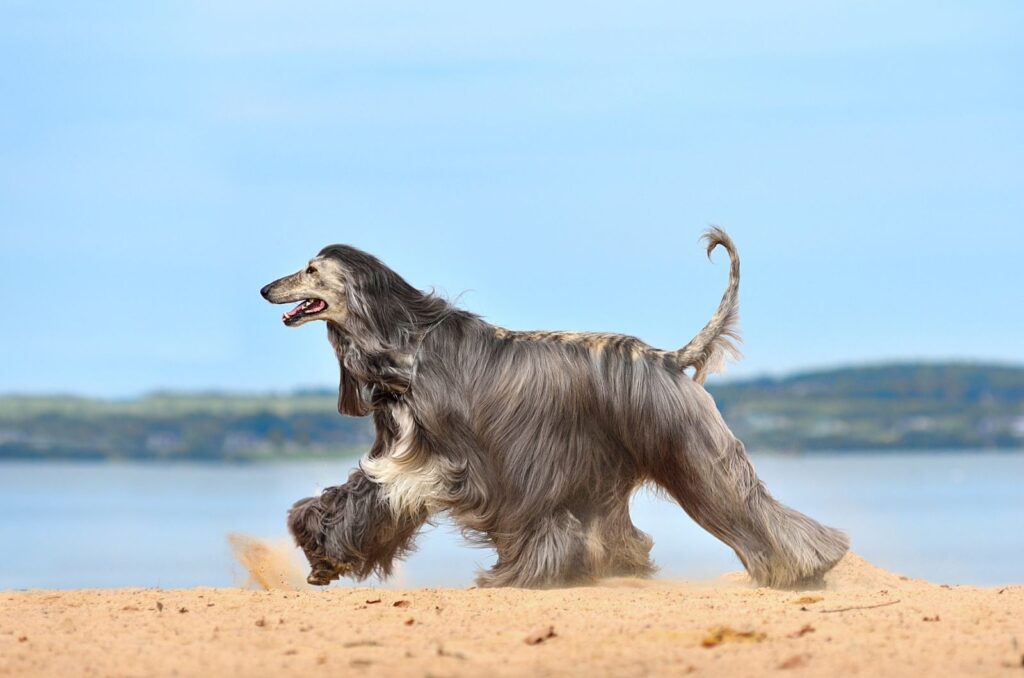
xmin=260 ymin=283 xmax=273 ymax=300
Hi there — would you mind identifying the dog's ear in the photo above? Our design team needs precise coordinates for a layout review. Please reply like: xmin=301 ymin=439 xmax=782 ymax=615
xmin=327 ymin=324 xmax=370 ymax=416
xmin=338 ymin=358 xmax=371 ymax=417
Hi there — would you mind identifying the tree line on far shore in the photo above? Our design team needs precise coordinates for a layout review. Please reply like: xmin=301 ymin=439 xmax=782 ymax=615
xmin=1 ymin=363 xmax=1022 ymax=461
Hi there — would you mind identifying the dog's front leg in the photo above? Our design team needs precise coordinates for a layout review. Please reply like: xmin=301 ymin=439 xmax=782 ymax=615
xmin=288 ymin=469 xmax=427 ymax=585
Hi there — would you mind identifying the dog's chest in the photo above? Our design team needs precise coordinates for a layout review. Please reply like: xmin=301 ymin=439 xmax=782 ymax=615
xmin=360 ymin=403 xmax=453 ymax=517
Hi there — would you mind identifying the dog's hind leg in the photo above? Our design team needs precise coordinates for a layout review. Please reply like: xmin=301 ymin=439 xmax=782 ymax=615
xmin=651 ymin=419 xmax=848 ymax=588
xmin=476 ymin=510 xmax=593 ymax=588
xmin=585 ymin=498 xmax=657 ymax=579
xmin=475 ymin=501 xmax=656 ymax=588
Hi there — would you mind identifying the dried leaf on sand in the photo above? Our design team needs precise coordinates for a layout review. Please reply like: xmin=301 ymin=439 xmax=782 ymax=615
xmin=701 ymin=626 xmax=766 ymax=648
xmin=788 ymin=624 xmax=815 ymax=638
xmin=779 ymin=654 xmax=808 ymax=669
xmin=525 ymin=626 xmax=557 ymax=645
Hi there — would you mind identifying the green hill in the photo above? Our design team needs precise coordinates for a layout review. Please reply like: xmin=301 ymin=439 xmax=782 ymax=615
xmin=710 ymin=363 xmax=1024 ymax=451
xmin=1 ymin=363 xmax=1021 ymax=460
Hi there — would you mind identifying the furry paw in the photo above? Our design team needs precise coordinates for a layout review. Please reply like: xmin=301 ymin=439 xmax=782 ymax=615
xmin=306 ymin=566 xmax=340 ymax=586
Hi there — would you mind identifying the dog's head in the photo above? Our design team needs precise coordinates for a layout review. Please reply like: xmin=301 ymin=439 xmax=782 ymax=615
xmin=262 ymin=244 xmax=425 ymax=415
xmin=260 ymin=252 xmax=351 ymax=328
xmin=260 ymin=244 xmax=422 ymax=334
xmin=262 ymin=244 xmax=451 ymax=414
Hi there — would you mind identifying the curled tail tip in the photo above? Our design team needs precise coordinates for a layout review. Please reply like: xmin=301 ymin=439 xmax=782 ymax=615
xmin=701 ymin=225 xmax=730 ymax=241
xmin=701 ymin=226 xmax=736 ymax=260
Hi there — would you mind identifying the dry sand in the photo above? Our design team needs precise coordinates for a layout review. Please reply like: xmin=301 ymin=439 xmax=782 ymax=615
xmin=1 ymin=544 xmax=1021 ymax=677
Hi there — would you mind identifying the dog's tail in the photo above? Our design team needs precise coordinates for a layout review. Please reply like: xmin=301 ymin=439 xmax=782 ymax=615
xmin=675 ymin=227 xmax=742 ymax=384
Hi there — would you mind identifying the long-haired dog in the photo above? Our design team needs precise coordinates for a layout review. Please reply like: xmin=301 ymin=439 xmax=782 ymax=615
xmin=261 ymin=229 xmax=848 ymax=589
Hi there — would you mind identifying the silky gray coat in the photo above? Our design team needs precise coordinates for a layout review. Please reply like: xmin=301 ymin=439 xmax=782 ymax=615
xmin=261 ymin=230 xmax=849 ymax=588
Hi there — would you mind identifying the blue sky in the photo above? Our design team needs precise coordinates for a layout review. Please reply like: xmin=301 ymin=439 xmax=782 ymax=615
xmin=1 ymin=1 xmax=1021 ymax=396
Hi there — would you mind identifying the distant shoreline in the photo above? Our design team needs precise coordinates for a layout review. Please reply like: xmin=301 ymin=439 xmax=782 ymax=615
xmin=3 ymin=362 xmax=1022 ymax=461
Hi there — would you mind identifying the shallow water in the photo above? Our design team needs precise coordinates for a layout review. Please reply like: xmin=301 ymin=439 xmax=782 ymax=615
xmin=1 ymin=452 xmax=1021 ymax=589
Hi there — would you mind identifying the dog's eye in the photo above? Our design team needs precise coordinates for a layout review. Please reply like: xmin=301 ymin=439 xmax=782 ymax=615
xmin=306 ymin=266 xmax=317 ymax=275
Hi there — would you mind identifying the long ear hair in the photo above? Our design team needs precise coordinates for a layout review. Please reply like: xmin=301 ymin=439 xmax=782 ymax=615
xmin=327 ymin=326 xmax=371 ymax=416
xmin=337 ymin=353 xmax=371 ymax=416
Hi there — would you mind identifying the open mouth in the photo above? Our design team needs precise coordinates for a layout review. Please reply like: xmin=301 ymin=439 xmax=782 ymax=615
xmin=282 ymin=299 xmax=328 ymax=325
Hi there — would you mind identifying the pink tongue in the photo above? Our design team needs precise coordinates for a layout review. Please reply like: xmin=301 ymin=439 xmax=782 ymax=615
xmin=284 ymin=302 xmax=305 ymax=320
xmin=308 ymin=300 xmax=326 ymax=313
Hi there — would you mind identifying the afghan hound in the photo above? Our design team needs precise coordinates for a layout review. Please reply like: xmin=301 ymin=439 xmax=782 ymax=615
xmin=260 ymin=229 xmax=848 ymax=589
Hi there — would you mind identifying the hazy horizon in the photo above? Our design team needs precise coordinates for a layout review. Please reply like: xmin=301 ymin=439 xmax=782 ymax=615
xmin=2 ymin=2 xmax=1022 ymax=397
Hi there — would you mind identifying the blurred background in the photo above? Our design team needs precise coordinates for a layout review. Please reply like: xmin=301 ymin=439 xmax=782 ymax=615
xmin=1 ymin=1 xmax=1021 ymax=589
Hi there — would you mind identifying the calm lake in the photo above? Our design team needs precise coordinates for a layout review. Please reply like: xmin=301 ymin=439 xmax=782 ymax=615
xmin=1 ymin=452 xmax=1021 ymax=590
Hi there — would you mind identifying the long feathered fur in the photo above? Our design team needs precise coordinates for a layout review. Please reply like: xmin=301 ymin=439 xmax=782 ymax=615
xmin=262 ymin=231 xmax=848 ymax=589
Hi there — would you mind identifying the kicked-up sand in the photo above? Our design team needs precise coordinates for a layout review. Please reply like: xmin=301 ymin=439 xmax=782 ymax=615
xmin=1 ymin=546 xmax=1021 ymax=677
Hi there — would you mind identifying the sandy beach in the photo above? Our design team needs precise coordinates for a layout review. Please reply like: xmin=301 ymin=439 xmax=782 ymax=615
xmin=1 ymin=551 xmax=1021 ymax=677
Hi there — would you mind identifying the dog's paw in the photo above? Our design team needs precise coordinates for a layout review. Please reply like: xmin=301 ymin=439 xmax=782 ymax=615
xmin=305 ymin=558 xmax=354 ymax=586
xmin=306 ymin=567 xmax=339 ymax=586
